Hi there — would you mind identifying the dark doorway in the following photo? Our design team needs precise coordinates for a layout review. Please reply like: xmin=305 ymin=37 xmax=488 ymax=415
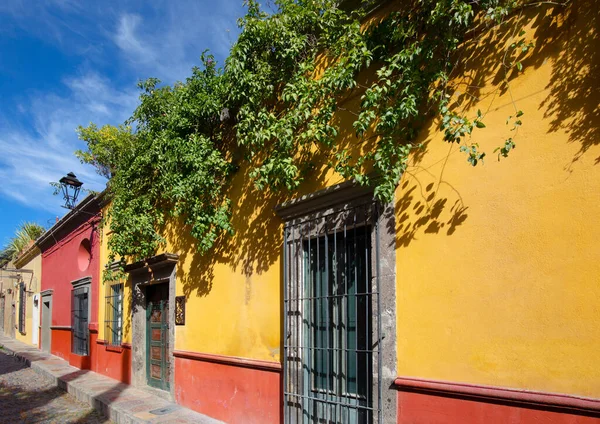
xmin=146 ymin=283 xmax=170 ymax=391
xmin=72 ymin=286 xmax=89 ymax=355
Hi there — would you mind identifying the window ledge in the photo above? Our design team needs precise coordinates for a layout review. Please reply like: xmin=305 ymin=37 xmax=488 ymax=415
xmin=105 ymin=344 xmax=124 ymax=353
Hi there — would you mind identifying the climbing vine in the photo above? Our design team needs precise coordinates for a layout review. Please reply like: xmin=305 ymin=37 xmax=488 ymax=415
xmin=76 ymin=0 xmax=564 ymax=266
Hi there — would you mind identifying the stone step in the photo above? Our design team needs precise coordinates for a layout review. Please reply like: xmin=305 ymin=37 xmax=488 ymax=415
xmin=0 ymin=335 xmax=223 ymax=424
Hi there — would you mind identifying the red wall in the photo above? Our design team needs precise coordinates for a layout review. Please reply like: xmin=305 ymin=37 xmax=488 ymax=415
xmin=397 ymin=391 xmax=600 ymax=423
xmin=41 ymin=215 xmax=101 ymax=361
xmin=95 ymin=342 xmax=131 ymax=384
xmin=174 ymin=355 xmax=281 ymax=424
xmin=41 ymin=218 xmax=100 ymax=327
xmin=50 ymin=328 xmax=71 ymax=361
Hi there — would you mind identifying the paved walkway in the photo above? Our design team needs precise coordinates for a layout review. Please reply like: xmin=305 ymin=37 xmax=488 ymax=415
xmin=0 ymin=335 xmax=222 ymax=424
xmin=0 ymin=349 xmax=109 ymax=423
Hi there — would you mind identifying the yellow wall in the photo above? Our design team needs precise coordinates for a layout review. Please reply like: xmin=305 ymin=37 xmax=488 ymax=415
xmin=96 ymin=0 xmax=600 ymax=399
xmin=166 ymin=166 xmax=344 ymax=362
xmin=14 ymin=248 xmax=42 ymax=345
xmin=395 ymin=0 xmax=600 ymax=397
xmin=98 ymin=216 xmax=133 ymax=345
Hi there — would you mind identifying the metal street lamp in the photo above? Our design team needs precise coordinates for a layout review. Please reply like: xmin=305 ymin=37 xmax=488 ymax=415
xmin=59 ymin=172 xmax=83 ymax=209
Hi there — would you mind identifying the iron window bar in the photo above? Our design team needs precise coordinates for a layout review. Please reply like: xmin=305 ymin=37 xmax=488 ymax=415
xmin=71 ymin=286 xmax=89 ymax=356
xmin=283 ymin=201 xmax=382 ymax=424
xmin=105 ymin=283 xmax=124 ymax=346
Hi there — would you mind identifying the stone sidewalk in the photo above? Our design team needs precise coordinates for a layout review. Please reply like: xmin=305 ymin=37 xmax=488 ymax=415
xmin=0 ymin=335 xmax=222 ymax=424
xmin=0 ymin=349 xmax=109 ymax=423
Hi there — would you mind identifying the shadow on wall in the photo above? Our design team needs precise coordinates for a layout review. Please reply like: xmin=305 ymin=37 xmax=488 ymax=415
xmin=448 ymin=0 xmax=599 ymax=166
xmin=394 ymin=145 xmax=469 ymax=249
xmin=165 ymin=118 xmax=346 ymax=300
xmin=164 ymin=0 xmax=598 ymax=297
xmin=164 ymin=164 xmax=294 ymax=300
xmin=539 ymin=0 xmax=600 ymax=166
xmin=393 ymin=0 xmax=599 ymax=248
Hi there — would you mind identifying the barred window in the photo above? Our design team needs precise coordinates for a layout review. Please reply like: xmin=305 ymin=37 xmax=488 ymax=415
xmin=18 ymin=282 xmax=26 ymax=335
xmin=105 ymin=283 xmax=124 ymax=346
xmin=283 ymin=200 xmax=382 ymax=424
xmin=72 ymin=285 xmax=89 ymax=356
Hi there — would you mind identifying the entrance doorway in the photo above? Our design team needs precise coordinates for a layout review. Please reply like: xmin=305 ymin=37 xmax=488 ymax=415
xmin=41 ymin=292 xmax=52 ymax=352
xmin=146 ymin=283 xmax=170 ymax=391
xmin=127 ymin=253 xmax=177 ymax=398
xmin=0 ymin=297 xmax=4 ymax=333
xmin=32 ymin=294 xmax=40 ymax=346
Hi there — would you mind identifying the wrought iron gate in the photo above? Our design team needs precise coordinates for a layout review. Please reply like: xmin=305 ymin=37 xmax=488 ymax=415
xmin=283 ymin=201 xmax=383 ymax=424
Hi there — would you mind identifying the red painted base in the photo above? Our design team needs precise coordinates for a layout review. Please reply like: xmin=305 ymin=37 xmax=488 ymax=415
xmin=69 ymin=352 xmax=91 ymax=369
xmin=50 ymin=328 xmax=71 ymax=361
xmin=95 ymin=340 xmax=131 ymax=384
xmin=174 ymin=351 xmax=281 ymax=424
xmin=89 ymin=331 xmax=98 ymax=372
xmin=396 ymin=380 xmax=600 ymax=424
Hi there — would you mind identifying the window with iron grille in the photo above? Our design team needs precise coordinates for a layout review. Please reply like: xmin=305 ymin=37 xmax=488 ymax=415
xmin=105 ymin=283 xmax=123 ymax=346
xmin=283 ymin=199 xmax=383 ymax=424
xmin=18 ymin=282 xmax=26 ymax=334
xmin=72 ymin=285 xmax=89 ymax=355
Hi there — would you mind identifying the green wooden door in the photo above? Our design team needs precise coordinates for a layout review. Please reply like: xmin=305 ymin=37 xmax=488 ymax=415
xmin=146 ymin=283 xmax=169 ymax=391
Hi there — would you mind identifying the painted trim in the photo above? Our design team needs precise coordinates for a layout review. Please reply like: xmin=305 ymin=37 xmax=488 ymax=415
xmin=172 ymin=350 xmax=282 ymax=372
xmin=124 ymin=252 xmax=179 ymax=273
xmin=50 ymin=325 xmax=71 ymax=330
xmin=37 ymin=193 xmax=102 ymax=252
xmin=107 ymin=259 xmax=125 ymax=272
xmin=97 ymin=338 xmax=130 ymax=348
xmin=71 ymin=276 xmax=92 ymax=288
xmin=14 ymin=243 xmax=41 ymax=268
xmin=394 ymin=377 xmax=600 ymax=413
xmin=97 ymin=338 xmax=126 ymax=352
xmin=40 ymin=289 xmax=54 ymax=296
xmin=274 ymin=179 xmax=377 ymax=220
xmin=106 ymin=344 xmax=123 ymax=353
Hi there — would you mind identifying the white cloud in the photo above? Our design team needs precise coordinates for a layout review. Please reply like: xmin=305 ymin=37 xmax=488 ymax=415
xmin=0 ymin=72 xmax=139 ymax=213
xmin=111 ymin=1 xmax=242 ymax=83
xmin=114 ymin=13 xmax=157 ymax=65
xmin=0 ymin=0 xmax=246 ymax=215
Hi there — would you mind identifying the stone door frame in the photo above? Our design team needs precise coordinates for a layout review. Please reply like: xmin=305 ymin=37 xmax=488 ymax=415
xmin=125 ymin=253 xmax=178 ymax=400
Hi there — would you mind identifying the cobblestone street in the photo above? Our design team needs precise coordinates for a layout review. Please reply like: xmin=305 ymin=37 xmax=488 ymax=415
xmin=0 ymin=349 xmax=110 ymax=424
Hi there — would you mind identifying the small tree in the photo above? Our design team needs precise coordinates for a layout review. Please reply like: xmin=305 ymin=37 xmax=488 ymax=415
xmin=0 ymin=222 xmax=45 ymax=266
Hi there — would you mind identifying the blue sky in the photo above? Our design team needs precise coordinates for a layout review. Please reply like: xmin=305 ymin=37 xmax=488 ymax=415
xmin=0 ymin=0 xmax=246 ymax=247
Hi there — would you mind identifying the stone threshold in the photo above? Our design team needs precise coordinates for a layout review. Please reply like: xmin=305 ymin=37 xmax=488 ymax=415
xmin=0 ymin=335 xmax=222 ymax=424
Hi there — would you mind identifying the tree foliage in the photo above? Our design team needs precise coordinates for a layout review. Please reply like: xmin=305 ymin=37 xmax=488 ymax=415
xmin=0 ymin=222 xmax=45 ymax=266
xmin=76 ymin=0 xmax=555 ymax=263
